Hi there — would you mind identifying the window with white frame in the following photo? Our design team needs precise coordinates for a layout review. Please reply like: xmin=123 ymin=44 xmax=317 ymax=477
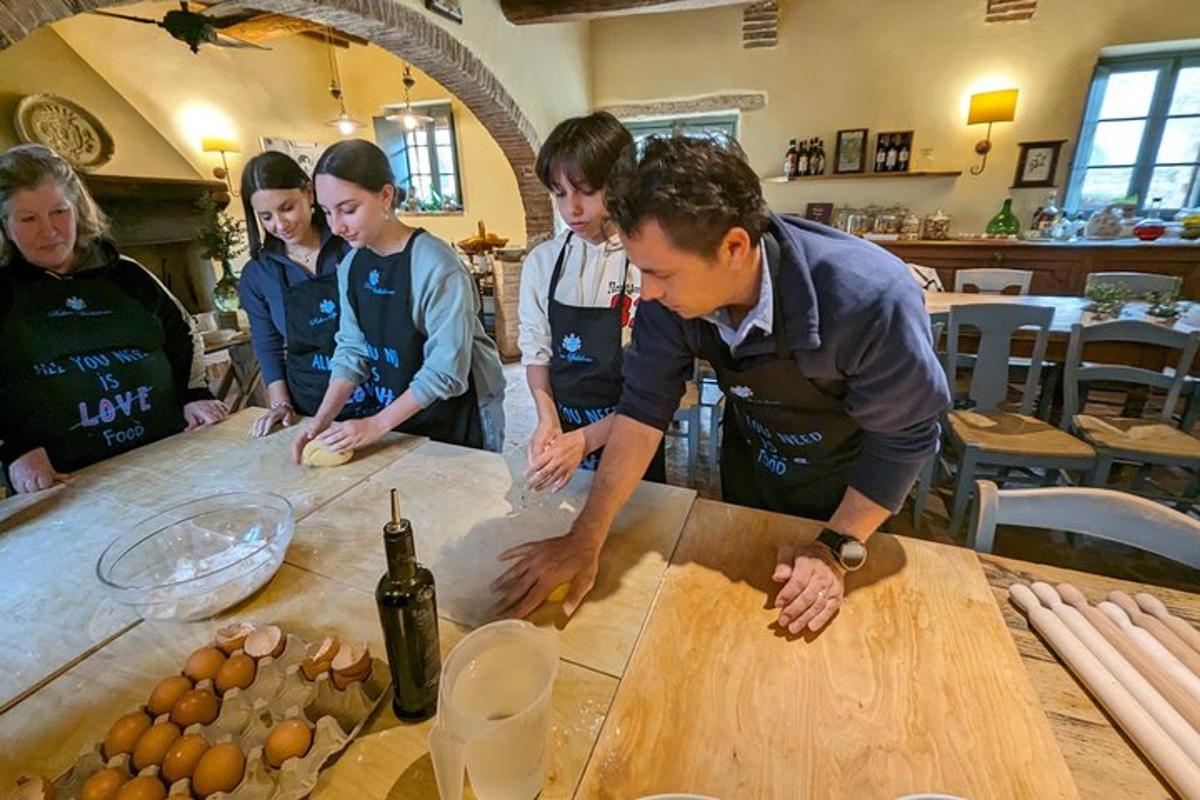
xmin=623 ymin=113 xmax=739 ymax=144
xmin=1065 ymin=52 xmax=1200 ymax=215
xmin=373 ymin=102 xmax=462 ymax=212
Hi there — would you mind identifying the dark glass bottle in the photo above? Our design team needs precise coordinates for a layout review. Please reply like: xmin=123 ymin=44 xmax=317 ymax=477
xmin=376 ymin=490 xmax=441 ymax=721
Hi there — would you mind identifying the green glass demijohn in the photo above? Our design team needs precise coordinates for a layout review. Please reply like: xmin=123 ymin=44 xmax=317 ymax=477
xmin=986 ymin=198 xmax=1021 ymax=236
xmin=212 ymin=259 xmax=241 ymax=312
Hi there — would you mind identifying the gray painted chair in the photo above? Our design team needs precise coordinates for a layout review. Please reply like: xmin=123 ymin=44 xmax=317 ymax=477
xmin=954 ymin=268 xmax=1033 ymax=295
xmin=1084 ymin=271 xmax=1183 ymax=298
xmin=912 ymin=303 xmax=1096 ymax=536
xmin=1061 ymin=320 xmax=1200 ymax=498
xmin=968 ymin=479 xmax=1200 ymax=567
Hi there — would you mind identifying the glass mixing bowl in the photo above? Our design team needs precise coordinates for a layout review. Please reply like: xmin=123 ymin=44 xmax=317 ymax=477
xmin=96 ymin=491 xmax=294 ymax=620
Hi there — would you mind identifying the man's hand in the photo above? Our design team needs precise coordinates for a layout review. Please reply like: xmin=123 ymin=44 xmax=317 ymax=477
xmin=8 ymin=448 xmax=69 ymax=494
xmin=772 ymin=542 xmax=845 ymax=634
xmin=526 ymin=420 xmax=559 ymax=463
xmin=493 ymin=532 xmax=602 ymax=619
xmin=525 ymin=429 xmax=586 ymax=493
xmin=183 ymin=399 xmax=229 ymax=431
xmin=316 ymin=416 xmax=388 ymax=453
xmin=250 ymin=404 xmax=297 ymax=437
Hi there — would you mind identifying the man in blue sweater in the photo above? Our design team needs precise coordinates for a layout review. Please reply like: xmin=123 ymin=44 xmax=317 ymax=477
xmin=496 ymin=136 xmax=949 ymax=634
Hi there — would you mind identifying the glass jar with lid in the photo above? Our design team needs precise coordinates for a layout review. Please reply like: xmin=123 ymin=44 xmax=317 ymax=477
xmin=922 ymin=209 xmax=951 ymax=240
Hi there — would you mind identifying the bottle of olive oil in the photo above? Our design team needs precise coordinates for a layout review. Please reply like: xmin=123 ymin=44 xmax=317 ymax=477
xmin=376 ymin=489 xmax=441 ymax=721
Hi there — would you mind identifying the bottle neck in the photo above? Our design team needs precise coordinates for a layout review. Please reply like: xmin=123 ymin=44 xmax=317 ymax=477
xmin=384 ymin=521 xmax=417 ymax=581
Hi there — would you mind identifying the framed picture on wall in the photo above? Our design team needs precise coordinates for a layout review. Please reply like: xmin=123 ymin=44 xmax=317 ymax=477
xmin=260 ymin=137 xmax=326 ymax=175
xmin=834 ymin=129 xmax=868 ymax=174
xmin=874 ymin=130 xmax=913 ymax=173
xmin=1012 ymin=140 xmax=1066 ymax=188
xmin=425 ymin=0 xmax=463 ymax=23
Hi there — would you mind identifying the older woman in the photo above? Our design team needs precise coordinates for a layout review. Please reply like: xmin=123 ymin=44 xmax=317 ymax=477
xmin=0 ymin=144 xmax=228 ymax=493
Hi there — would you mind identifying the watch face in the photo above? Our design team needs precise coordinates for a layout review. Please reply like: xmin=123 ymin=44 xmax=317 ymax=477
xmin=841 ymin=540 xmax=867 ymax=571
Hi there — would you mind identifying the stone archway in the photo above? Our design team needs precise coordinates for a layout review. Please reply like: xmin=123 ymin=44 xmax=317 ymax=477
xmin=0 ymin=0 xmax=554 ymax=241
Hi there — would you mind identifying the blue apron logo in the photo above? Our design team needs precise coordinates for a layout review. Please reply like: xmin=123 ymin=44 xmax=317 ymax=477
xmin=66 ymin=296 xmax=86 ymax=311
xmin=559 ymin=333 xmax=593 ymax=364
xmin=308 ymin=298 xmax=338 ymax=327
xmin=49 ymin=295 xmax=111 ymax=318
xmin=729 ymin=385 xmax=754 ymax=399
xmin=363 ymin=268 xmax=396 ymax=296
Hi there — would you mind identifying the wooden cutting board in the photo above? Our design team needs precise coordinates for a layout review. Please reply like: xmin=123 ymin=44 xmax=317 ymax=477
xmin=576 ymin=499 xmax=1080 ymax=799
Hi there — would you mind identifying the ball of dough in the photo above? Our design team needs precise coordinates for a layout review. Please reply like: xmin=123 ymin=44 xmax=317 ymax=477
xmin=302 ymin=440 xmax=354 ymax=467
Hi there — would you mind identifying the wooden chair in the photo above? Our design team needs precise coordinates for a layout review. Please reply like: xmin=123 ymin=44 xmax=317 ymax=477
xmin=1062 ymin=321 xmax=1200 ymax=500
xmin=954 ymin=268 xmax=1033 ymax=295
xmin=968 ymin=479 xmax=1200 ymax=567
xmin=912 ymin=303 xmax=1095 ymax=536
xmin=1084 ymin=271 xmax=1182 ymax=298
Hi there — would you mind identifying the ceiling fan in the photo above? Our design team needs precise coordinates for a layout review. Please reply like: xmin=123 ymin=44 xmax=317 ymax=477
xmin=89 ymin=1 xmax=270 ymax=53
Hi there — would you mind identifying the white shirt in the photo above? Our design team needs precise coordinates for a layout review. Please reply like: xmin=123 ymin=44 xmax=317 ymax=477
xmin=518 ymin=229 xmax=642 ymax=366
xmin=703 ymin=246 xmax=774 ymax=354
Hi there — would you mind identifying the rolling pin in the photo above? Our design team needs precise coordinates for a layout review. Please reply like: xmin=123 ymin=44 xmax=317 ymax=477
xmin=1110 ymin=591 xmax=1200 ymax=677
xmin=1010 ymin=583 xmax=1200 ymax=799
xmin=1046 ymin=584 xmax=1200 ymax=767
xmin=1136 ymin=592 xmax=1200 ymax=659
xmin=1098 ymin=601 xmax=1200 ymax=706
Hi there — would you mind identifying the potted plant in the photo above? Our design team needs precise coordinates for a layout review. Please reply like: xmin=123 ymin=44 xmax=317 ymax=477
xmin=1085 ymin=282 xmax=1132 ymax=321
xmin=196 ymin=193 xmax=247 ymax=319
xmin=1146 ymin=288 xmax=1185 ymax=323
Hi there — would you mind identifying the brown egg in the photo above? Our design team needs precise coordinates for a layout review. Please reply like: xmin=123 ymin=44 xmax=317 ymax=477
xmin=104 ymin=711 xmax=152 ymax=759
xmin=191 ymin=743 xmax=245 ymax=798
xmin=12 ymin=776 xmax=54 ymax=800
xmin=161 ymin=734 xmax=209 ymax=784
xmin=112 ymin=777 xmax=165 ymax=800
xmin=243 ymin=625 xmax=285 ymax=660
xmin=169 ymin=689 xmax=220 ymax=727
xmin=263 ymin=719 xmax=313 ymax=768
xmin=183 ymin=647 xmax=226 ymax=683
xmin=80 ymin=769 xmax=128 ymax=800
xmin=131 ymin=721 xmax=181 ymax=771
xmin=147 ymin=675 xmax=193 ymax=717
xmin=213 ymin=654 xmax=256 ymax=695
xmin=213 ymin=622 xmax=255 ymax=655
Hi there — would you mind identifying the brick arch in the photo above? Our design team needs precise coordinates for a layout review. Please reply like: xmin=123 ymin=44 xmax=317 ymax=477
xmin=0 ymin=0 xmax=553 ymax=241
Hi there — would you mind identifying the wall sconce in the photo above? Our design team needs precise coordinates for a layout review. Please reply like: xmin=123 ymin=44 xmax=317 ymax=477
xmin=201 ymin=136 xmax=241 ymax=195
xmin=967 ymin=88 xmax=1019 ymax=175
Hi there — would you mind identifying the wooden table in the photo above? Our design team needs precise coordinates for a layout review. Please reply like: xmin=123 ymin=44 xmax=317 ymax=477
xmin=4 ymin=435 xmax=1198 ymax=798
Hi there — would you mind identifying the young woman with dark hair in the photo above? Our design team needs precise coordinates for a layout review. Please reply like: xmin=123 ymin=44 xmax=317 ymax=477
xmin=290 ymin=138 xmax=505 ymax=460
xmin=517 ymin=111 xmax=664 ymax=493
xmin=237 ymin=151 xmax=373 ymax=437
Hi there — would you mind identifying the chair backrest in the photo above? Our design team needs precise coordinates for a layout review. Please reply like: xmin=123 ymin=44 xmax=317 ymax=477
xmin=954 ymin=268 xmax=1033 ymax=295
xmin=1061 ymin=320 xmax=1200 ymax=427
xmin=969 ymin=480 xmax=1200 ymax=566
xmin=908 ymin=262 xmax=945 ymax=292
xmin=929 ymin=311 xmax=948 ymax=351
xmin=1084 ymin=271 xmax=1182 ymax=298
xmin=945 ymin=303 xmax=1054 ymax=414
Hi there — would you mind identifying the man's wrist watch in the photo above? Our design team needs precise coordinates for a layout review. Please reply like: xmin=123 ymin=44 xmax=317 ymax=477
xmin=815 ymin=528 xmax=867 ymax=572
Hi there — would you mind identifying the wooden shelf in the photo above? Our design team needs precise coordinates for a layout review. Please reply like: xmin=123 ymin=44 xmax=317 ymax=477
xmin=763 ymin=170 xmax=962 ymax=183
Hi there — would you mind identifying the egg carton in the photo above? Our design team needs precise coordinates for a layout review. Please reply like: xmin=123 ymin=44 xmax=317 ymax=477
xmin=50 ymin=632 xmax=391 ymax=800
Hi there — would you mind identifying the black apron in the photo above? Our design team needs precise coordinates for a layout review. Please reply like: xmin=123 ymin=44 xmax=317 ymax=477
xmin=547 ymin=234 xmax=665 ymax=481
xmin=0 ymin=262 xmax=186 ymax=472
xmin=277 ymin=263 xmax=377 ymax=419
xmin=715 ymin=237 xmax=863 ymax=520
xmin=345 ymin=230 xmax=484 ymax=448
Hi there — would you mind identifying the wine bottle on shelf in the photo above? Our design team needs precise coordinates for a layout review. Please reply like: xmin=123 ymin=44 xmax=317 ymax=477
xmin=1035 ymin=190 xmax=1060 ymax=238
xmin=897 ymin=138 xmax=910 ymax=172
xmin=797 ymin=139 xmax=810 ymax=177
xmin=784 ymin=138 xmax=799 ymax=179
xmin=875 ymin=135 xmax=889 ymax=172
xmin=885 ymin=136 xmax=898 ymax=171
xmin=376 ymin=489 xmax=441 ymax=722
xmin=812 ymin=138 xmax=824 ymax=175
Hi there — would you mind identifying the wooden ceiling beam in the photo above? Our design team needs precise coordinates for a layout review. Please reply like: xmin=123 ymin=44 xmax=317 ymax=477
xmin=499 ymin=0 xmax=751 ymax=25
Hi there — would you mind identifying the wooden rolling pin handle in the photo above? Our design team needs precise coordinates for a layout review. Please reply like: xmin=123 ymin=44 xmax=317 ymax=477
xmin=1030 ymin=581 xmax=1063 ymax=608
xmin=1136 ymin=591 xmax=1200 ymax=658
xmin=1099 ymin=602 xmax=1200 ymax=706
xmin=1007 ymin=583 xmax=1200 ymax=798
xmin=1056 ymin=582 xmax=1091 ymax=611
xmin=1111 ymin=590 xmax=1200 ymax=677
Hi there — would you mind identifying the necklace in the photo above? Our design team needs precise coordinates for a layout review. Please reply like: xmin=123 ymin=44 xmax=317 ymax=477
xmin=288 ymin=245 xmax=319 ymax=267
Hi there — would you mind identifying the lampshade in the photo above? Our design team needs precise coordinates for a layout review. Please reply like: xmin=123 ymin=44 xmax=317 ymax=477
xmin=201 ymin=136 xmax=240 ymax=154
xmin=967 ymin=89 xmax=1019 ymax=125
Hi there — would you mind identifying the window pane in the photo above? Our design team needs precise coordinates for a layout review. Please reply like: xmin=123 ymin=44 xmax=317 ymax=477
xmin=435 ymin=128 xmax=451 ymax=146
xmin=414 ymin=130 xmax=428 ymax=146
xmin=1080 ymin=167 xmax=1135 ymax=207
xmin=1098 ymin=70 xmax=1159 ymax=119
xmin=1089 ymin=120 xmax=1146 ymax=165
xmin=415 ymin=176 xmax=432 ymax=200
xmin=417 ymin=148 xmax=431 ymax=173
xmin=1170 ymin=67 xmax=1200 ymax=115
xmin=1147 ymin=165 xmax=1198 ymax=209
xmin=437 ymin=145 xmax=454 ymax=170
xmin=1157 ymin=117 xmax=1200 ymax=163
xmin=406 ymin=149 xmax=421 ymax=176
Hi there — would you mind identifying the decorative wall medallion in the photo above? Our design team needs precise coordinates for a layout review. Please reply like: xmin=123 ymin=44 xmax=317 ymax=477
xmin=14 ymin=94 xmax=115 ymax=172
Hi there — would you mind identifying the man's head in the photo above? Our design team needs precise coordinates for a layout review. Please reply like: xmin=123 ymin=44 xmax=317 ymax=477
xmin=605 ymin=136 xmax=769 ymax=318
